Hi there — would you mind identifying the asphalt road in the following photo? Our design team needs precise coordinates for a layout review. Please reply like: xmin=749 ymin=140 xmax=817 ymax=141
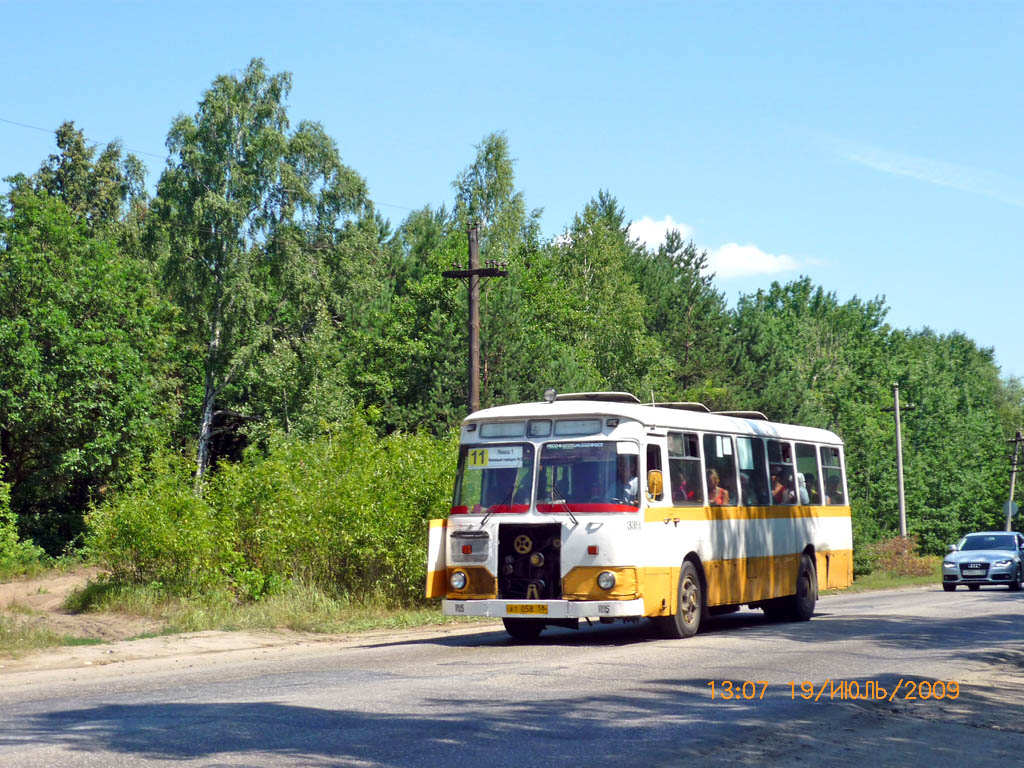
xmin=2 ymin=585 xmax=1023 ymax=767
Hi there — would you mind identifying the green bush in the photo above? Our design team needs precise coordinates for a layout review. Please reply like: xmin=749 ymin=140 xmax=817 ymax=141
xmin=86 ymin=411 xmax=457 ymax=604
xmin=85 ymin=453 xmax=233 ymax=595
xmin=208 ymin=415 xmax=457 ymax=603
xmin=0 ymin=454 xmax=48 ymax=577
xmin=866 ymin=535 xmax=936 ymax=577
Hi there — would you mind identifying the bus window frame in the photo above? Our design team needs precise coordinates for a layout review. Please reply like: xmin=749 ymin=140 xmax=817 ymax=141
xmin=736 ymin=435 xmax=770 ymax=507
xmin=703 ymin=432 xmax=739 ymax=507
xmin=795 ymin=442 xmax=822 ymax=505
xmin=668 ymin=431 xmax=704 ymax=506
xmin=820 ymin=444 xmax=848 ymax=505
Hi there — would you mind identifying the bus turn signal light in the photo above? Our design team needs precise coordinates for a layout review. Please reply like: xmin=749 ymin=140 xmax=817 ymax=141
xmin=588 ymin=545 xmax=599 ymax=555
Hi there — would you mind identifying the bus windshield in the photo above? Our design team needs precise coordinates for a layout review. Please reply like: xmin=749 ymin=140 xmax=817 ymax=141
xmin=451 ymin=443 xmax=534 ymax=515
xmin=537 ymin=441 xmax=639 ymax=513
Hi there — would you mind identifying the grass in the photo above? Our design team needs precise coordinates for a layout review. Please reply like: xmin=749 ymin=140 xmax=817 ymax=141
xmin=0 ymin=616 xmax=106 ymax=657
xmin=63 ymin=576 xmax=486 ymax=637
xmin=827 ymin=566 xmax=942 ymax=594
xmin=3 ymin=600 xmax=42 ymax=615
xmin=1 ymin=557 xmax=946 ymax=658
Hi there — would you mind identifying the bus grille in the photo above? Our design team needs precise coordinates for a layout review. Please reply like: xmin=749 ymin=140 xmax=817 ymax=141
xmin=498 ymin=524 xmax=562 ymax=600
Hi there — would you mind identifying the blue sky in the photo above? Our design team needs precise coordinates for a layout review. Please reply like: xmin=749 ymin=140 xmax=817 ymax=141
xmin=3 ymin=1 xmax=1022 ymax=377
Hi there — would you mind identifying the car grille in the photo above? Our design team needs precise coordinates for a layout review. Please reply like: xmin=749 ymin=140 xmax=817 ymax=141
xmin=959 ymin=562 xmax=989 ymax=579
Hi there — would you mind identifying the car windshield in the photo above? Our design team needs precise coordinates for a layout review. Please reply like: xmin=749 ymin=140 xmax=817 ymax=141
xmin=958 ymin=534 xmax=1017 ymax=552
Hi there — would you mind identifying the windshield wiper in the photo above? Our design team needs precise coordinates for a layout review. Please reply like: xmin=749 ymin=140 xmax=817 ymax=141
xmin=480 ymin=481 xmax=519 ymax=529
xmin=546 ymin=480 xmax=578 ymax=526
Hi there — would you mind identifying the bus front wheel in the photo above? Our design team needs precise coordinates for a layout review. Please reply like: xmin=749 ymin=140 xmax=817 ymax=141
xmin=502 ymin=618 xmax=544 ymax=642
xmin=658 ymin=561 xmax=703 ymax=639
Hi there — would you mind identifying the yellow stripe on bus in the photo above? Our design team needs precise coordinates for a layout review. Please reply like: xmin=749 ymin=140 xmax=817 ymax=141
xmin=644 ymin=505 xmax=852 ymax=523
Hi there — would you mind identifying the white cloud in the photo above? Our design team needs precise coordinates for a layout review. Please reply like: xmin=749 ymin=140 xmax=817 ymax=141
xmin=831 ymin=137 xmax=1024 ymax=208
xmin=628 ymin=216 xmax=694 ymax=249
xmin=707 ymin=243 xmax=798 ymax=279
xmin=628 ymin=215 xmax=801 ymax=279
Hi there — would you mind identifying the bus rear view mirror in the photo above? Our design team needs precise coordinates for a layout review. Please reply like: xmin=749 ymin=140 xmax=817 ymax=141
xmin=647 ymin=469 xmax=663 ymax=499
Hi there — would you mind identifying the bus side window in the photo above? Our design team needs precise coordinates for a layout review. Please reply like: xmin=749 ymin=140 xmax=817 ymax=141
xmin=767 ymin=440 xmax=797 ymax=505
xmin=646 ymin=443 xmax=664 ymax=501
xmin=703 ymin=433 xmax=738 ymax=506
xmin=736 ymin=436 xmax=769 ymax=506
xmin=668 ymin=432 xmax=703 ymax=505
xmin=821 ymin=446 xmax=846 ymax=505
xmin=795 ymin=443 xmax=821 ymax=505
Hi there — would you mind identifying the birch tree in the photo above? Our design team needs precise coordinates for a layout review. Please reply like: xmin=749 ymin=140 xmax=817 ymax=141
xmin=152 ymin=59 xmax=370 ymax=482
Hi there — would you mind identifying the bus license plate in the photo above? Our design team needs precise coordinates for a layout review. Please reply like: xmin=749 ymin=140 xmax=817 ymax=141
xmin=506 ymin=604 xmax=548 ymax=615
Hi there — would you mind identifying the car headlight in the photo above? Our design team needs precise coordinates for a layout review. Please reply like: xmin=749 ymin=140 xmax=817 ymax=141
xmin=597 ymin=571 xmax=616 ymax=590
xmin=943 ymin=561 xmax=956 ymax=568
xmin=450 ymin=570 xmax=468 ymax=590
xmin=993 ymin=560 xmax=1013 ymax=568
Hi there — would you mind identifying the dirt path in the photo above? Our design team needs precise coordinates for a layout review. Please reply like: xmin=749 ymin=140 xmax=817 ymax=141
xmin=0 ymin=568 xmax=163 ymax=643
xmin=0 ymin=569 xmax=491 ymax=680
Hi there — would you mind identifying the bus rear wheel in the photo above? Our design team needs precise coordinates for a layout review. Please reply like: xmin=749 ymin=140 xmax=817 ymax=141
xmin=658 ymin=561 xmax=703 ymax=639
xmin=502 ymin=618 xmax=545 ymax=642
xmin=763 ymin=554 xmax=816 ymax=622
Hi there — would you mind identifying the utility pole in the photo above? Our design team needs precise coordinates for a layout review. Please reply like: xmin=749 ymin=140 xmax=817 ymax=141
xmin=442 ymin=225 xmax=508 ymax=413
xmin=1007 ymin=430 xmax=1023 ymax=531
xmin=881 ymin=382 xmax=915 ymax=537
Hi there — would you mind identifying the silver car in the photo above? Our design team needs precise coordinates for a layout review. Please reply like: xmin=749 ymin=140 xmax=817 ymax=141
xmin=942 ymin=531 xmax=1024 ymax=592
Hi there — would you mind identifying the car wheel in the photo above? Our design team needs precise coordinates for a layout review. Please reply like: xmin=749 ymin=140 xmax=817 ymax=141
xmin=1009 ymin=565 xmax=1023 ymax=592
xmin=502 ymin=618 xmax=544 ymax=641
xmin=942 ymin=583 xmax=956 ymax=592
xmin=658 ymin=561 xmax=704 ymax=638
xmin=967 ymin=584 xmax=981 ymax=591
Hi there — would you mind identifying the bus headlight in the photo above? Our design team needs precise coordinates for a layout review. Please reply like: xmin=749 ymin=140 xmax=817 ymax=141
xmin=450 ymin=571 xmax=468 ymax=590
xmin=597 ymin=571 xmax=616 ymax=590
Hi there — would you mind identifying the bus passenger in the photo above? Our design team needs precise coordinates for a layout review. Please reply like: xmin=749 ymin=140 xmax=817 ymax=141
xmin=797 ymin=472 xmax=810 ymax=505
xmin=617 ymin=457 xmax=639 ymax=505
xmin=707 ymin=469 xmax=729 ymax=505
xmin=826 ymin=475 xmax=844 ymax=505
xmin=772 ymin=471 xmax=795 ymax=504
xmin=804 ymin=473 xmax=820 ymax=504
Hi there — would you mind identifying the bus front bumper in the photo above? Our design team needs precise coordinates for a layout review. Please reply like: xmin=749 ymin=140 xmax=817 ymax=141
xmin=442 ymin=598 xmax=646 ymax=619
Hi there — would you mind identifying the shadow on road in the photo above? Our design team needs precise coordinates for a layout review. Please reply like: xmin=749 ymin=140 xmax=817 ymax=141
xmin=4 ymin=668 xmax=1023 ymax=767
xmin=4 ymin=592 xmax=1024 ymax=765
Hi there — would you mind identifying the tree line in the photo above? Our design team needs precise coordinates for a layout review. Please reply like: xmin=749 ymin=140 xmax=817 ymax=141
xmin=1 ymin=59 xmax=1021 ymax=591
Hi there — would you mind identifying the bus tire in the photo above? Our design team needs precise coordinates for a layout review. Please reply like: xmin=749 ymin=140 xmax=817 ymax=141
xmin=790 ymin=554 xmax=816 ymax=621
xmin=659 ymin=561 xmax=703 ymax=639
xmin=762 ymin=553 xmax=816 ymax=621
xmin=502 ymin=618 xmax=544 ymax=642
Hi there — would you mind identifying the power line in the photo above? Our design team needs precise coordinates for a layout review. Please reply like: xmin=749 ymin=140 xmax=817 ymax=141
xmin=0 ymin=114 xmax=418 ymax=213
xmin=0 ymin=116 xmax=166 ymax=160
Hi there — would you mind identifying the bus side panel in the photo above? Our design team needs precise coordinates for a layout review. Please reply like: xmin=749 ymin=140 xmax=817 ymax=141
xmin=813 ymin=507 xmax=854 ymax=590
xmin=639 ymin=567 xmax=675 ymax=618
xmin=703 ymin=552 xmax=803 ymax=605
xmin=640 ymin=505 xmax=852 ymax=608
xmin=425 ymin=519 xmax=448 ymax=598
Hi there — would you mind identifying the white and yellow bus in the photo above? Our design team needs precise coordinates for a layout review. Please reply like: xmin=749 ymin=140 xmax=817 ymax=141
xmin=426 ymin=391 xmax=853 ymax=640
